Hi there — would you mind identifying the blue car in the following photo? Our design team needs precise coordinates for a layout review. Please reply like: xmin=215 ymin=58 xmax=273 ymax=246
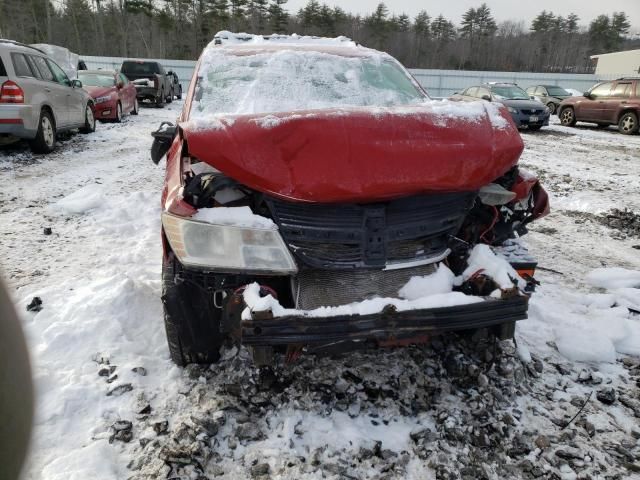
xmin=451 ymin=83 xmax=551 ymax=131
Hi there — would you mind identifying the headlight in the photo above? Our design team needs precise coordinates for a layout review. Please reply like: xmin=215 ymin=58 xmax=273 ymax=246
xmin=95 ymin=95 xmax=111 ymax=104
xmin=507 ymin=106 xmax=518 ymax=114
xmin=162 ymin=212 xmax=297 ymax=274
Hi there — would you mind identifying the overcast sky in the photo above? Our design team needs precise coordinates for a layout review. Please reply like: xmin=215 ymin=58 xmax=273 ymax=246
xmin=284 ymin=0 xmax=640 ymax=31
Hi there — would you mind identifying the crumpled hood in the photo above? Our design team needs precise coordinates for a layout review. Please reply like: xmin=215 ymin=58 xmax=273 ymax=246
xmin=83 ymin=86 xmax=114 ymax=98
xmin=181 ymin=102 xmax=524 ymax=203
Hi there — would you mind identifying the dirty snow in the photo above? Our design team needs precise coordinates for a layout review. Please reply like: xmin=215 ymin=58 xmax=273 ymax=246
xmin=2 ymin=103 xmax=640 ymax=480
xmin=192 ymin=206 xmax=275 ymax=229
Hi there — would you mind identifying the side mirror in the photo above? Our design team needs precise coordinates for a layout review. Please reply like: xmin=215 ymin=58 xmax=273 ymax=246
xmin=530 ymin=95 xmax=535 ymax=100
xmin=583 ymin=92 xmax=592 ymax=98
xmin=167 ymin=70 xmax=173 ymax=75
xmin=481 ymin=95 xmax=491 ymax=101
xmin=71 ymin=79 xmax=82 ymax=88
xmin=151 ymin=122 xmax=177 ymax=164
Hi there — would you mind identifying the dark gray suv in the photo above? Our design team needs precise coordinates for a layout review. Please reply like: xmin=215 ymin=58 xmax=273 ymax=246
xmin=451 ymin=83 xmax=550 ymax=130
xmin=0 ymin=40 xmax=95 ymax=153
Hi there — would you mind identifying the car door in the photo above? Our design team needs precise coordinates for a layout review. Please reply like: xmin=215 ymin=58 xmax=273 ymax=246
xmin=119 ymin=73 xmax=135 ymax=112
xmin=48 ymin=59 xmax=85 ymax=126
xmin=579 ymin=81 xmax=613 ymax=122
xmin=28 ymin=54 xmax=69 ymax=127
xmin=604 ymin=81 xmax=633 ymax=123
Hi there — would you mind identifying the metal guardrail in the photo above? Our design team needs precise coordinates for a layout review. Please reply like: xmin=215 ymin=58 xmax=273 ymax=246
xmin=82 ymin=55 xmax=622 ymax=100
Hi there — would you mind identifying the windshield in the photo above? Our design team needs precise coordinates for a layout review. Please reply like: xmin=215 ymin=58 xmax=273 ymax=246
xmin=546 ymin=86 xmax=570 ymax=96
xmin=191 ymin=50 xmax=426 ymax=117
xmin=121 ymin=61 xmax=159 ymax=75
xmin=490 ymin=85 xmax=529 ymax=100
xmin=78 ymin=73 xmax=115 ymax=87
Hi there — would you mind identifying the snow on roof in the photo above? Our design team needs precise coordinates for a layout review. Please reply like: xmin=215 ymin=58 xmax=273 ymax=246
xmin=212 ymin=31 xmax=356 ymax=48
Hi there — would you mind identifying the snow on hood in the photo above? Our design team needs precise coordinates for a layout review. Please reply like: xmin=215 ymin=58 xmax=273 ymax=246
xmin=181 ymin=102 xmax=522 ymax=203
xmin=211 ymin=31 xmax=356 ymax=47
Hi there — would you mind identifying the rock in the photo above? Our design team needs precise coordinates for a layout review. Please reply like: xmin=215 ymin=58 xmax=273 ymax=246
xmin=236 ymin=422 xmax=264 ymax=441
xmin=43 ymin=227 xmax=52 ymax=235
xmin=26 ymin=296 xmax=43 ymax=312
xmin=555 ymin=447 xmax=583 ymax=460
xmin=153 ymin=421 xmax=168 ymax=435
xmin=110 ymin=420 xmax=133 ymax=444
xmin=210 ymin=464 xmax=225 ymax=476
xmin=534 ymin=435 xmax=551 ymax=450
xmin=98 ymin=367 xmax=110 ymax=377
xmin=132 ymin=367 xmax=147 ymax=376
xmin=250 ymin=463 xmax=270 ymax=477
xmin=596 ymin=387 xmax=616 ymax=405
xmin=106 ymin=374 xmax=118 ymax=384
xmin=112 ymin=420 xmax=132 ymax=431
xmin=107 ymin=383 xmax=133 ymax=397
xmin=191 ymin=411 xmax=226 ymax=436
xmin=159 ymin=446 xmax=192 ymax=465
xmin=477 ymin=373 xmax=489 ymax=388
xmin=138 ymin=404 xmax=152 ymax=415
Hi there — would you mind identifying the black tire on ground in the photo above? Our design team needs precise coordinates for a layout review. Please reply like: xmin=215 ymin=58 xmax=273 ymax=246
xmin=156 ymin=91 xmax=165 ymax=108
xmin=495 ymin=321 xmax=516 ymax=340
xmin=528 ymin=125 xmax=543 ymax=131
xmin=166 ymin=88 xmax=173 ymax=103
xmin=546 ymin=102 xmax=556 ymax=115
xmin=177 ymin=86 xmax=182 ymax=100
xmin=161 ymin=253 xmax=224 ymax=366
xmin=79 ymin=103 xmax=96 ymax=133
xmin=131 ymin=98 xmax=139 ymax=115
xmin=114 ymin=102 xmax=123 ymax=123
xmin=618 ymin=111 xmax=639 ymax=135
xmin=559 ymin=107 xmax=577 ymax=127
xmin=29 ymin=109 xmax=56 ymax=154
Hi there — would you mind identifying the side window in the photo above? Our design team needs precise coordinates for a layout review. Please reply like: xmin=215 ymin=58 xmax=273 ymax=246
xmin=30 ymin=56 xmax=55 ymax=82
xmin=535 ymin=87 xmax=546 ymax=96
xmin=477 ymin=87 xmax=491 ymax=99
xmin=157 ymin=64 xmax=165 ymax=75
xmin=47 ymin=59 xmax=70 ymax=86
xmin=0 ymin=56 xmax=6 ymax=76
xmin=590 ymin=81 xmax=613 ymax=99
xmin=612 ymin=82 xmax=632 ymax=98
xmin=466 ymin=87 xmax=478 ymax=97
xmin=11 ymin=53 xmax=35 ymax=77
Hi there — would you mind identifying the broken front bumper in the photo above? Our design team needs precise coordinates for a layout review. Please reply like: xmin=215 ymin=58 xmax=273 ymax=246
xmin=239 ymin=295 xmax=528 ymax=347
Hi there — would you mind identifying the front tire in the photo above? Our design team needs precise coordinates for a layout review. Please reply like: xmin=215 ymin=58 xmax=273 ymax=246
xmin=29 ymin=110 xmax=56 ymax=153
xmin=559 ymin=107 xmax=577 ymax=127
xmin=79 ymin=103 xmax=95 ymax=133
xmin=156 ymin=91 xmax=165 ymax=108
xmin=162 ymin=253 xmax=224 ymax=366
xmin=546 ymin=102 xmax=556 ymax=115
xmin=114 ymin=102 xmax=123 ymax=123
xmin=619 ymin=111 xmax=639 ymax=135
xmin=131 ymin=98 xmax=139 ymax=115
xmin=177 ymin=86 xmax=182 ymax=100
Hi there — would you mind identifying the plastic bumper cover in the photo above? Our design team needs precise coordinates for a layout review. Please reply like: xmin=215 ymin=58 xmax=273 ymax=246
xmin=240 ymin=295 xmax=529 ymax=346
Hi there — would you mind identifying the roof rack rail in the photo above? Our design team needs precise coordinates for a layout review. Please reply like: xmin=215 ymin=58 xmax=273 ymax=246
xmin=0 ymin=39 xmax=45 ymax=54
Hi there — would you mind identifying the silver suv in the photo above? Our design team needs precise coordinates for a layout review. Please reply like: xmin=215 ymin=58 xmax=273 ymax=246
xmin=0 ymin=40 xmax=95 ymax=153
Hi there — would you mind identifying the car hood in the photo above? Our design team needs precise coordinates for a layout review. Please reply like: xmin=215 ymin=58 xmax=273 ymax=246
xmin=83 ymin=86 xmax=114 ymax=98
xmin=496 ymin=99 xmax=546 ymax=109
xmin=181 ymin=103 xmax=524 ymax=203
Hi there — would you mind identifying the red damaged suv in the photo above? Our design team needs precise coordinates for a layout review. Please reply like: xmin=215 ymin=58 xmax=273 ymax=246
xmin=151 ymin=32 xmax=549 ymax=366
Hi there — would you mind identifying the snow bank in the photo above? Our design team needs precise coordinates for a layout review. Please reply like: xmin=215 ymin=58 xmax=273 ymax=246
xmin=192 ymin=206 xmax=275 ymax=229
xmin=53 ymin=185 xmax=105 ymax=214
xmin=585 ymin=267 xmax=640 ymax=289
xmin=399 ymin=264 xmax=455 ymax=300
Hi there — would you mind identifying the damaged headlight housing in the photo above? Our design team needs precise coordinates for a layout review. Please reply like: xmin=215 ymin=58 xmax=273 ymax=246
xmin=162 ymin=213 xmax=298 ymax=274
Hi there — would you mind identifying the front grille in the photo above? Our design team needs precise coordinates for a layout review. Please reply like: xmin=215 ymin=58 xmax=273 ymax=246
xmin=293 ymin=263 xmax=437 ymax=310
xmin=521 ymin=109 xmax=544 ymax=115
xmin=266 ymin=192 xmax=476 ymax=269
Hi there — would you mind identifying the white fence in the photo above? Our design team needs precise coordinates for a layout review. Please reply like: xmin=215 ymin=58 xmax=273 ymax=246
xmin=83 ymin=54 xmax=618 ymax=99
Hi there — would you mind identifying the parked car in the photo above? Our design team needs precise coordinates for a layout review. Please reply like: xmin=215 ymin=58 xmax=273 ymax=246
xmin=150 ymin=32 xmax=549 ymax=367
xmin=169 ymin=71 xmax=182 ymax=100
xmin=78 ymin=69 xmax=138 ymax=122
xmin=525 ymin=85 xmax=573 ymax=115
xmin=120 ymin=60 xmax=172 ymax=107
xmin=0 ymin=39 xmax=95 ymax=153
xmin=558 ymin=78 xmax=639 ymax=135
xmin=451 ymin=83 xmax=550 ymax=130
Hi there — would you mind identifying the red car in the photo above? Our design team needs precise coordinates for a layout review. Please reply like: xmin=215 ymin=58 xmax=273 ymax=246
xmin=151 ymin=33 xmax=549 ymax=367
xmin=78 ymin=70 xmax=138 ymax=122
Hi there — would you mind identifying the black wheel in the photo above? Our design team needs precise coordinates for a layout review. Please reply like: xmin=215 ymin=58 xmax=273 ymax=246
xmin=29 ymin=109 xmax=56 ymax=153
xmin=528 ymin=125 xmax=542 ymax=131
xmin=79 ymin=103 xmax=95 ymax=133
xmin=559 ymin=107 xmax=576 ymax=127
xmin=156 ymin=91 xmax=165 ymax=108
xmin=162 ymin=253 xmax=224 ymax=366
xmin=166 ymin=88 xmax=173 ymax=103
xmin=177 ymin=86 xmax=182 ymax=100
xmin=131 ymin=98 xmax=139 ymax=115
xmin=546 ymin=102 xmax=556 ymax=115
xmin=114 ymin=102 xmax=123 ymax=123
xmin=619 ymin=111 xmax=639 ymax=135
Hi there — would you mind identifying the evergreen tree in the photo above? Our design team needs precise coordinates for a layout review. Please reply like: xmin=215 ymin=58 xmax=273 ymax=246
xmin=268 ymin=0 xmax=288 ymax=33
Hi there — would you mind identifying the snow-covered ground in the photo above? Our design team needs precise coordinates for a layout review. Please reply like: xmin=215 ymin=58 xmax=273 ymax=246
xmin=1 ymin=108 xmax=640 ymax=480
